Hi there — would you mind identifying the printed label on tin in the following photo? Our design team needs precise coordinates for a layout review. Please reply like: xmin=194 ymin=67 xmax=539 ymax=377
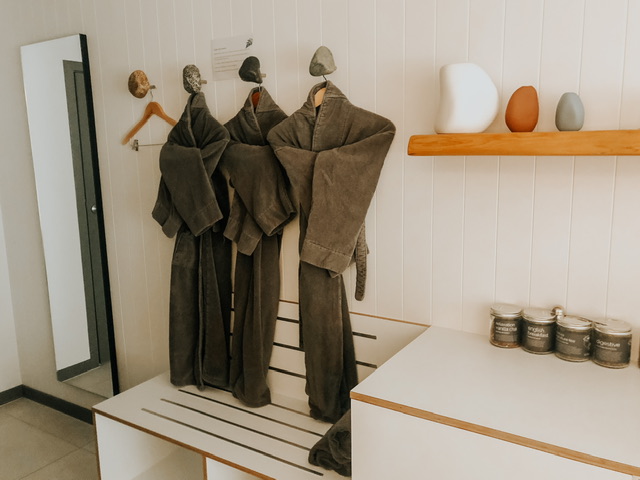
xmin=556 ymin=328 xmax=591 ymax=359
xmin=594 ymin=333 xmax=631 ymax=366
xmin=523 ymin=323 xmax=555 ymax=352
xmin=493 ymin=319 xmax=519 ymax=343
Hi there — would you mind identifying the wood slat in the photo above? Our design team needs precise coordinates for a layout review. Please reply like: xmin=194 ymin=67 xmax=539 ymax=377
xmin=407 ymin=130 xmax=640 ymax=156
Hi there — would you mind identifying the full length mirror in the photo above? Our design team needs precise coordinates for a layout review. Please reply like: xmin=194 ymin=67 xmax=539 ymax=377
xmin=21 ymin=34 xmax=118 ymax=398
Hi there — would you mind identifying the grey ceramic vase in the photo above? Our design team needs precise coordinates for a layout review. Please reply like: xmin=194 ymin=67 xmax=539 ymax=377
xmin=555 ymin=92 xmax=584 ymax=131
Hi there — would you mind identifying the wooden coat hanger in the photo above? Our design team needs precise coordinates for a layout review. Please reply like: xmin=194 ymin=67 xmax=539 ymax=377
xmin=314 ymin=83 xmax=326 ymax=108
xmin=121 ymin=101 xmax=177 ymax=145
xmin=123 ymin=69 xmax=177 ymax=146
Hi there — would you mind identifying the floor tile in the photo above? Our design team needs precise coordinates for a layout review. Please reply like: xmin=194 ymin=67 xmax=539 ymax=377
xmin=0 ymin=407 xmax=11 ymax=423
xmin=21 ymin=448 xmax=100 ymax=480
xmin=1 ymin=398 xmax=94 ymax=448
xmin=83 ymin=438 xmax=97 ymax=453
xmin=0 ymin=415 xmax=76 ymax=480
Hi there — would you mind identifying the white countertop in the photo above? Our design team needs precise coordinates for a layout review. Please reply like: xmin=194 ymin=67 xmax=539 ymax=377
xmin=351 ymin=326 xmax=640 ymax=473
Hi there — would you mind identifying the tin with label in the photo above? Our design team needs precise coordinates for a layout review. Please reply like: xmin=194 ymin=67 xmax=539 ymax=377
xmin=555 ymin=315 xmax=592 ymax=362
xmin=592 ymin=319 xmax=632 ymax=369
xmin=490 ymin=303 xmax=522 ymax=348
xmin=521 ymin=307 xmax=556 ymax=354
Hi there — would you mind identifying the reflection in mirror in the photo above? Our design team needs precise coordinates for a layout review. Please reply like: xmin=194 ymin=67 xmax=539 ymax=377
xmin=21 ymin=34 xmax=118 ymax=398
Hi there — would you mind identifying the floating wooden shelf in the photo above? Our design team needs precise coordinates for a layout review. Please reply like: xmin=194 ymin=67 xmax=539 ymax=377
xmin=407 ymin=129 xmax=640 ymax=156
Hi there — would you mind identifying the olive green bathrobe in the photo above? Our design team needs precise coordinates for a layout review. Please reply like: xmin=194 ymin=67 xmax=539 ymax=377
xmin=221 ymin=87 xmax=295 ymax=407
xmin=152 ymin=92 xmax=232 ymax=389
xmin=268 ymin=81 xmax=395 ymax=422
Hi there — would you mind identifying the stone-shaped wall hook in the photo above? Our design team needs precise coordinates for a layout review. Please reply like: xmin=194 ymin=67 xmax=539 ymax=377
xmin=309 ymin=46 xmax=337 ymax=77
xmin=239 ymin=56 xmax=264 ymax=84
xmin=127 ymin=70 xmax=155 ymax=98
xmin=183 ymin=64 xmax=203 ymax=94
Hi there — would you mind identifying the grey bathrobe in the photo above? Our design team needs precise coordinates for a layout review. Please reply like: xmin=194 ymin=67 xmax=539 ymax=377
xmin=309 ymin=409 xmax=352 ymax=476
xmin=152 ymin=92 xmax=232 ymax=389
xmin=221 ymin=87 xmax=295 ymax=407
xmin=268 ymin=81 xmax=395 ymax=422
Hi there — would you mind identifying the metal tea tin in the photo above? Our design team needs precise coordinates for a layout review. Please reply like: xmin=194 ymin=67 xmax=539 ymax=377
xmin=490 ymin=303 xmax=522 ymax=348
xmin=521 ymin=307 xmax=556 ymax=354
xmin=592 ymin=319 xmax=632 ymax=368
xmin=555 ymin=315 xmax=592 ymax=362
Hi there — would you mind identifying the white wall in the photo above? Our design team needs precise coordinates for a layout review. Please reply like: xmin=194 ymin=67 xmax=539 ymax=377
xmin=1 ymin=0 xmax=639 ymax=396
xmin=0 ymin=203 xmax=21 ymax=393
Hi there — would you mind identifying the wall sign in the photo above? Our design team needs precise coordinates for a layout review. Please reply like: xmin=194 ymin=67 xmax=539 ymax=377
xmin=211 ymin=33 xmax=254 ymax=81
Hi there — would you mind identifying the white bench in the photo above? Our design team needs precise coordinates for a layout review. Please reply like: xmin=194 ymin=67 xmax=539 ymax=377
xmin=93 ymin=301 xmax=426 ymax=479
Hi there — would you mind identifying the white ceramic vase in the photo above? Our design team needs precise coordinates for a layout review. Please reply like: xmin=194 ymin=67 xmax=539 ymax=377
xmin=434 ymin=63 xmax=499 ymax=134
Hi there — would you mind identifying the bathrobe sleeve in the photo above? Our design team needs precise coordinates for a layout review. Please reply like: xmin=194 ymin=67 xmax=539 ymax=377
xmin=222 ymin=142 xmax=295 ymax=255
xmin=157 ymin=143 xmax=224 ymax=237
xmin=152 ymin=99 xmax=230 ymax=238
xmin=270 ymin=114 xmax=395 ymax=276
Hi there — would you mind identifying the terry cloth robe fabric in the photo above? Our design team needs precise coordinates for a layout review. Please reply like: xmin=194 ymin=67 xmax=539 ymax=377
xmin=152 ymin=92 xmax=232 ymax=389
xmin=220 ymin=87 xmax=296 ymax=407
xmin=308 ymin=409 xmax=352 ymax=477
xmin=267 ymin=81 xmax=395 ymax=422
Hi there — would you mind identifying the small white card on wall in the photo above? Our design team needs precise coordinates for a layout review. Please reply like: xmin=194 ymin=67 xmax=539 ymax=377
xmin=211 ymin=33 xmax=254 ymax=81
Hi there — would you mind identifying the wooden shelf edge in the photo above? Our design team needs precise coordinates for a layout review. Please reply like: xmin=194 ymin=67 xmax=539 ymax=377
xmin=408 ymin=129 xmax=640 ymax=156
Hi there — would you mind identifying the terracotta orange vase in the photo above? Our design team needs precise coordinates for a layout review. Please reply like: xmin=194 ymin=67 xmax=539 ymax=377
xmin=505 ymin=86 xmax=539 ymax=132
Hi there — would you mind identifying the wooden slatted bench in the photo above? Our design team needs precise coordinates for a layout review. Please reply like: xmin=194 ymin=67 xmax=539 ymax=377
xmin=93 ymin=301 xmax=426 ymax=479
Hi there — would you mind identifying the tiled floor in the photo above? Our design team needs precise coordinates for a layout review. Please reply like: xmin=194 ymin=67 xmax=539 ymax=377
xmin=0 ymin=398 xmax=99 ymax=480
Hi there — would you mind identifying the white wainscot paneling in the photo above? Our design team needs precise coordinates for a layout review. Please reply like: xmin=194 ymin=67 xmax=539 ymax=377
xmin=566 ymin=157 xmax=616 ymax=317
xmin=462 ymin=157 xmax=499 ymax=334
xmin=494 ymin=157 xmax=535 ymax=306
xmin=528 ymin=156 xmax=573 ymax=309
xmin=430 ymin=157 xmax=464 ymax=329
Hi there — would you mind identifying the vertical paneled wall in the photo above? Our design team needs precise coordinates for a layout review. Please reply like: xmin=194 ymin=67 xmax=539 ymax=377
xmin=4 ymin=0 xmax=640 ymax=391
xmin=0 ymin=204 xmax=21 ymax=392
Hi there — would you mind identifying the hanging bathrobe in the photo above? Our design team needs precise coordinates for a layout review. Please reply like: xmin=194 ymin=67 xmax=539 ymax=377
xmin=152 ymin=92 xmax=232 ymax=389
xmin=220 ymin=87 xmax=296 ymax=407
xmin=267 ymin=81 xmax=396 ymax=422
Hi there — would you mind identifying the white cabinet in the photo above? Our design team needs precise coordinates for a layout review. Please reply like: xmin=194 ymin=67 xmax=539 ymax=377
xmin=351 ymin=327 xmax=640 ymax=480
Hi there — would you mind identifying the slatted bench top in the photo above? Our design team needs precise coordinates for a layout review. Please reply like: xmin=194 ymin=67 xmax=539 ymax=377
xmin=93 ymin=372 xmax=346 ymax=479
